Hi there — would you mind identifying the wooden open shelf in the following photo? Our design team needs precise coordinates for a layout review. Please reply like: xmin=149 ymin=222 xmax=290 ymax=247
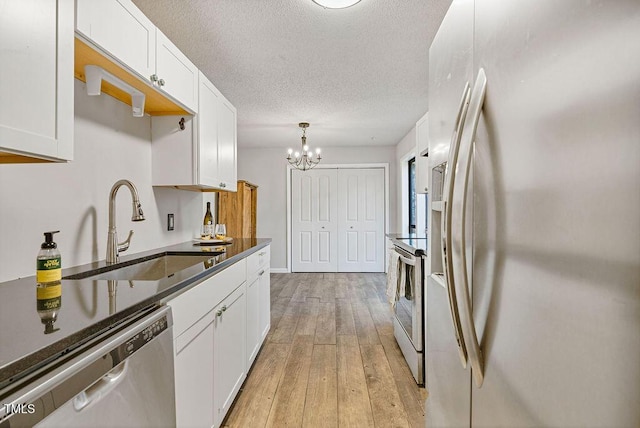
xmin=0 ymin=152 xmax=52 ymax=163
xmin=74 ymin=38 xmax=191 ymax=116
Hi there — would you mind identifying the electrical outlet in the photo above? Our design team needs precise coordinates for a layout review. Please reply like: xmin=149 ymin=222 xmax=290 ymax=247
xmin=167 ymin=214 xmax=175 ymax=231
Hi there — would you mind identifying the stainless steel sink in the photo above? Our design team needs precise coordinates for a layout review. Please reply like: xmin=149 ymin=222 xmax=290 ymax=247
xmin=64 ymin=254 xmax=218 ymax=281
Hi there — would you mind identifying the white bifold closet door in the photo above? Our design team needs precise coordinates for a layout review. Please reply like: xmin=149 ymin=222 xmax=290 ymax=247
xmin=291 ymin=168 xmax=338 ymax=272
xmin=291 ymin=168 xmax=384 ymax=273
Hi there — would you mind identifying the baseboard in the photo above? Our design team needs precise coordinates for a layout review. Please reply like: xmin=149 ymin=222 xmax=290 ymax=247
xmin=270 ymin=268 xmax=289 ymax=274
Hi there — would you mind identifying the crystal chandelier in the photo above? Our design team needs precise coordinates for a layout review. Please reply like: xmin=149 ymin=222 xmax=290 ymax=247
xmin=287 ymin=122 xmax=322 ymax=171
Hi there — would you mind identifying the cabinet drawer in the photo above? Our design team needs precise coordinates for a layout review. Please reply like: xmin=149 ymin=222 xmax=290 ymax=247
xmin=168 ymin=259 xmax=246 ymax=337
xmin=246 ymin=246 xmax=270 ymax=274
xmin=175 ymin=309 xmax=215 ymax=355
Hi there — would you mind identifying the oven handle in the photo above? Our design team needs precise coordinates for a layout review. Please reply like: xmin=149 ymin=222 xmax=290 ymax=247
xmin=451 ymin=68 xmax=487 ymax=388
xmin=393 ymin=246 xmax=417 ymax=266
xmin=396 ymin=253 xmax=416 ymax=267
xmin=441 ymin=82 xmax=472 ymax=369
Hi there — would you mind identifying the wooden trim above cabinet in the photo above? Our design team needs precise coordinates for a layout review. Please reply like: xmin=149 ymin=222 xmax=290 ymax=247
xmin=74 ymin=37 xmax=191 ymax=116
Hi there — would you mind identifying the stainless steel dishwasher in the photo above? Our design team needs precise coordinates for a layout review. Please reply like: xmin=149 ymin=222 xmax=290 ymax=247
xmin=0 ymin=306 xmax=175 ymax=427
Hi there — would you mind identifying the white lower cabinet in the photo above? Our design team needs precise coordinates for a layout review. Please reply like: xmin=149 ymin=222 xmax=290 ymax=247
xmin=213 ymin=284 xmax=247 ymax=425
xmin=258 ymin=267 xmax=271 ymax=342
xmin=174 ymin=311 xmax=215 ymax=428
xmin=246 ymin=275 xmax=261 ymax=367
xmin=168 ymin=259 xmax=247 ymax=428
xmin=246 ymin=246 xmax=271 ymax=368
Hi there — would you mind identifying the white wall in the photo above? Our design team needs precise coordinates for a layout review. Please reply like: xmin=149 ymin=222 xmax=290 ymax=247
xmin=0 ymin=80 xmax=207 ymax=282
xmin=237 ymin=145 xmax=396 ymax=271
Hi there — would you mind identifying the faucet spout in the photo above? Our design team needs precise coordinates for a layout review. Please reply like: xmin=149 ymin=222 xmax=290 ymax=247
xmin=106 ymin=180 xmax=145 ymax=264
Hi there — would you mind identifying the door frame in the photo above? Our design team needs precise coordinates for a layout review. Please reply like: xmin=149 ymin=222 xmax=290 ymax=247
xmin=286 ymin=163 xmax=389 ymax=273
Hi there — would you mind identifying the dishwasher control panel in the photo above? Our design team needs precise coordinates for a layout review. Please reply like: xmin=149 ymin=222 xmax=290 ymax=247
xmin=120 ymin=315 xmax=169 ymax=358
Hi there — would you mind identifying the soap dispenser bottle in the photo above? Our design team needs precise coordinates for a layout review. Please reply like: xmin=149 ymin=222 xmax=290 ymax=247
xmin=37 ymin=231 xmax=61 ymax=285
xmin=36 ymin=231 xmax=62 ymax=334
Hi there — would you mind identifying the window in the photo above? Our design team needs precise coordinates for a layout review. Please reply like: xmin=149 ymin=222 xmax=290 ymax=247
xmin=408 ymin=157 xmax=428 ymax=235
xmin=408 ymin=157 xmax=417 ymax=234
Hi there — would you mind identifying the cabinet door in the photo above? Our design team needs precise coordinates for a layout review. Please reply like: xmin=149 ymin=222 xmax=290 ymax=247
xmin=214 ymin=283 xmax=247 ymax=425
xmin=217 ymin=96 xmax=237 ymax=191
xmin=197 ymin=73 xmax=221 ymax=187
xmin=76 ymin=0 xmax=155 ymax=81
xmin=155 ymin=29 xmax=198 ymax=113
xmin=0 ymin=0 xmax=73 ymax=162
xmin=174 ymin=311 xmax=215 ymax=428
xmin=246 ymin=276 xmax=260 ymax=368
xmin=258 ymin=267 xmax=271 ymax=341
xmin=415 ymin=112 xmax=430 ymax=194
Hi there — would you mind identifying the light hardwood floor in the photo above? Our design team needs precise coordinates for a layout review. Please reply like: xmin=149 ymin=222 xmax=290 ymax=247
xmin=223 ymin=273 xmax=427 ymax=427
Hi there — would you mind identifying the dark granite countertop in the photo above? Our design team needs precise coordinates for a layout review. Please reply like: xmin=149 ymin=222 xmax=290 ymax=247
xmin=0 ymin=238 xmax=271 ymax=391
xmin=386 ymin=233 xmax=428 ymax=256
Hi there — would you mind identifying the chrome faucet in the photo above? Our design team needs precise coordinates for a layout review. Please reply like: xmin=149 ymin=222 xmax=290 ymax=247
xmin=106 ymin=179 xmax=145 ymax=264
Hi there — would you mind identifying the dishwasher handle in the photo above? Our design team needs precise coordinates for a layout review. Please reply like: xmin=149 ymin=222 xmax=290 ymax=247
xmin=73 ymin=360 xmax=129 ymax=412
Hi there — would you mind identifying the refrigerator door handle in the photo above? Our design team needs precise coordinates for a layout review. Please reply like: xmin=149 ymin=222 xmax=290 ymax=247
xmin=451 ymin=68 xmax=487 ymax=388
xmin=441 ymin=82 xmax=472 ymax=369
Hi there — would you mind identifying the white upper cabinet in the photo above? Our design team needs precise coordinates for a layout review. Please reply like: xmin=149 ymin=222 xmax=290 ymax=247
xmin=151 ymin=72 xmax=237 ymax=191
xmin=154 ymin=29 xmax=199 ymax=112
xmin=76 ymin=0 xmax=155 ymax=80
xmin=0 ymin=0 xmax=74 ymax=163
xmin=76 ymin=0 xmax=198 ymax=113
xmin=217 ymin=95 xmax=238 ymax=191
xmin=415 ymin=112 xmax=429 ymax=194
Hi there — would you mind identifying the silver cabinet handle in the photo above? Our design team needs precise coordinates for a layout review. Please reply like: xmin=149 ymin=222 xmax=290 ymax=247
xmin=349 ymin=226 xmax=354 ymax=229
xmin=216 ymin=309 xmax=223 ymax=317
xmin=158 ymin=78 xmax=165 ymax=87
xmin=258 ymin=270 xmax=265 ymax=276
xmin=219 ymin=182 xmax=226 ymax=188
xmin=442 ymin=82 xmax=472 ymax=369
xmin=150 ymin=74 xmax=158 ymax=82
xmin=451 ymin=68 xmax=487 ymax=388
xmin=258 ymin=251 xmax=266 ymax=256
xmin=221 ymin=305 xmax=227 ymax=312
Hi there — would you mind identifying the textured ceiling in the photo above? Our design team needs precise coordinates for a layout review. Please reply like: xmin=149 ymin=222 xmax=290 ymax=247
xmin=132 ymin=0 xmax=452 ymax=149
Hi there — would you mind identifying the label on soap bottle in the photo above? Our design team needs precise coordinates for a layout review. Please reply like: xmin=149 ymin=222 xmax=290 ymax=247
xmin=37 ymin=257 xmax=62 ymax=283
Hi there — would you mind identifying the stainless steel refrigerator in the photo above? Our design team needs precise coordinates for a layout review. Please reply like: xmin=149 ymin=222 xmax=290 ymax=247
xmin=426 ymin=0 xmax=640 ymax=426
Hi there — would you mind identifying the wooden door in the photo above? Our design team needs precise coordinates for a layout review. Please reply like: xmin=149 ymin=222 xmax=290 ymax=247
xmin=337 ymin=168 xmax=385 ymax=272
xmin=291 ymin=169 xmax=338 ymax=272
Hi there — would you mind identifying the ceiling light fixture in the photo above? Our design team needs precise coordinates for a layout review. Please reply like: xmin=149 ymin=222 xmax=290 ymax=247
xmin=287 ymin=122 xmax=321 ymax=171
xmin=312 ymin=0 xmax=362 ymax=9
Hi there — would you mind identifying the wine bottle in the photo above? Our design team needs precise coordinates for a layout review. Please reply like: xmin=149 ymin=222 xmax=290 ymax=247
xmin=203 ymin=202 xmax=213 ymax=236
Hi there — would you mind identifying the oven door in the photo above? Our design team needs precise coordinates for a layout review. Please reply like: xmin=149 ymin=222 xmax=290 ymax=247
xmin=393 ymin=246 xmax=423 ymax=352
